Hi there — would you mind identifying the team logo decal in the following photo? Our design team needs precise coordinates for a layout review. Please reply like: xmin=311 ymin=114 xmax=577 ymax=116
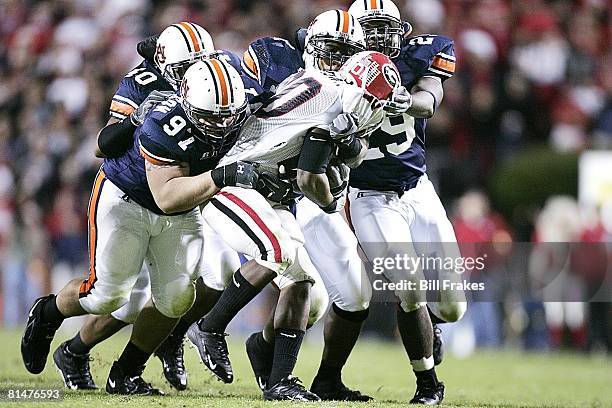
xmin=155 ymin=44 xmax=166 ymax=65
xmin=382 ymin=64 xmax=400 ymax=88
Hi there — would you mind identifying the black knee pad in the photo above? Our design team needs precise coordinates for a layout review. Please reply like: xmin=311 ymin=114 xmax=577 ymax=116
xmin=332 ymin=303 xmax=369 ymax=323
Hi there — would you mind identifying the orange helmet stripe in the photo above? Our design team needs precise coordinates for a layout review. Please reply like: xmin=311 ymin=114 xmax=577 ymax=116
xmin=210 ymin=59 xmax=229 ymax=106
xmin=369 ymin=0 xmax=378 ymax=9
xmin=342 ymin=10 xmax=350 ymax=33
xmin=179 ymin=22 xmax=201 ymax=52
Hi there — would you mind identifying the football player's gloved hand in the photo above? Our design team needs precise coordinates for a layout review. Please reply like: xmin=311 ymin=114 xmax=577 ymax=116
xmin=319 ymin=197 xmax=345 ymax=214
xmin=256 ymin=172 xmax=293 ymax=203
xmin=130 ymin=90 xmax=173 ymax=126
xmin=211 ymin=161 xmax=260 ymax=189
xmin=329 ymin=113 xmax=359 ymax=146
xmin=137 ymin=34 xmax=160 ymax=62
xmin=382 ymin=86 xmax=412 ymax=117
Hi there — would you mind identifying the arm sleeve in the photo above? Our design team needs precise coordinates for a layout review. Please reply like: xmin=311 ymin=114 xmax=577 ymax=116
xmin=98 ymin=119 xmax=137 ymax=157
xmin=109 ymin=78 xmax=140 ymax=120
xmin=297 ymin=128 xmax=334 ymax=174
xmin=426 ymin=42 xmax=456 ymax=82
xmin=138 ymin=124 xmax=179 ymax=166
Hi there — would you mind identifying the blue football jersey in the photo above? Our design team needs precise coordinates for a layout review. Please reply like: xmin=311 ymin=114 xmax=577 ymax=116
xmin=103 ymin=96 xmax=236 ymax=215
xmin=349 ymin=34 xmax=456 ymax=191
xmin=109 ymin=59 xmax=173 ymax=120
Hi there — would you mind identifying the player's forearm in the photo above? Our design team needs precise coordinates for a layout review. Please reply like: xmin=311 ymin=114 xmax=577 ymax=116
xmin=152 ymin=172 xmax=220 ymax=214
xmin=296 ymin=170 xmax=333 ymax=207
xmin=342 ymin=136 xmax=369 ymax=169
xmin=407 ymin=77 xmax=444 ymax=119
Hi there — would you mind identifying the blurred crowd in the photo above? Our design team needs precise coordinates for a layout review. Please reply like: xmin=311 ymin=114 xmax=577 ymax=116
xmin=0 ymin=0 xmax=610 ymax=351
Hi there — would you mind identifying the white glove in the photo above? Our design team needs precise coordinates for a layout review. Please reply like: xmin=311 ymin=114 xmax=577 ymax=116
xmin=130 ymin=90 xmax=174 ymax=126
xmin=382 ymin=86 xmax=412 ymax=117
xmin=329 ymin=113 xmax=359 ymax=145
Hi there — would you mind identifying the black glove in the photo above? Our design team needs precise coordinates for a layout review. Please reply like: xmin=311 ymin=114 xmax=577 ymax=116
xmin=211 ymin=161 xmax=259 ymax=189
xmin=256 ymin=172 xmax=293 ymax=203
xmin=137 ymin=34 xmax=160 ymax=63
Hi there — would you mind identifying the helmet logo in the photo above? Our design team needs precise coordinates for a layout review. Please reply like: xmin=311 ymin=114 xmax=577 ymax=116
xmin=155 ymin=44 xmax=166 ymax=65
xmin=383 ymin=64 xmax=400 ymax=88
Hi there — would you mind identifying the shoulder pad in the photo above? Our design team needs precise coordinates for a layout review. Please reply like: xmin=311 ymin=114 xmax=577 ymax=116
xmin=109 ymin=60 xmax=172 ymax=120
xmin=397 ymin=35 xmax=456 ymax=81
xmin=138 ymin=99 xmax=193 ymax=165
xmin=242 ymin=36 xmax=304 ymax=91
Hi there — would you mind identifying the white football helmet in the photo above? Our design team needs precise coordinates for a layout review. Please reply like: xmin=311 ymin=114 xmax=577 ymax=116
xmin=155 ymin=22 xmax=215 ymax=89
xmin=303 ymin=10 xmax=366 ymax=71
xmin=180 ymin=59 xmax=248 ymax=147
xmin=348 ymin=0 xmax=410 ymax=58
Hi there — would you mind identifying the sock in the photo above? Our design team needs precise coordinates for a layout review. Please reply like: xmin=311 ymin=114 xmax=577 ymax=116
xmin=66 ymin=333 xmax=92 ymax=355
xmin=414 ymin=367 xmax=439 ymax=387
xmin=41 ymin=296 xmax=65 ymax=327
xmin=314 ymin=362 xmax=342 ymax=384
xmin=117 ymin=341 xmax=151 ymax=373
xmin=253 ymin=331 xmax=274 ymax=357
xmin=268 ymin=328 xmax=305 ymax=386
xmin=314 ymin=304 xmax=367 ymax=384
xmin=198 ymin=270 xmax=260 ymax=332
xmin=172 ymin=318 xmax=192 ymax=339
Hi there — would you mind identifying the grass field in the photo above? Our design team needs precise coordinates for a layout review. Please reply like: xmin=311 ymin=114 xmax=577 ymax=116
xmin=0 ymin=328 xmax=610 ymax=408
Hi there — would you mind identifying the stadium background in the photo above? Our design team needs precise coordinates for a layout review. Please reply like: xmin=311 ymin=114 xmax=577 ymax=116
xmin=0 ymin=0 xmax=610 ymax=398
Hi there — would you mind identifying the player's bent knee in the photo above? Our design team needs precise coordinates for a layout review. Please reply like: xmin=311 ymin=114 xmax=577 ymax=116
xmin=153 ymin=280 xmax=196 ymax=318
xmin=431 ymin=301 xmax=467 ymax=323
xmin=332 ymin=303 xmax=369 ymax=322
xmin=307 ymin=282 xmax=329 ymax=326
xmin=80 ymin=294 xmax=129 ymax=316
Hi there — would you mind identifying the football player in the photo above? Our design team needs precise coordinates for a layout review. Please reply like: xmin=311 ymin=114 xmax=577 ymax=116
xmin=21 ymin=58 xmax=257 ymax=395
xmin=194 ymin=50 xmax=396 ymax=401
xmin=45 ymin=22 xmax=219 ymax=392
xmin=238 ymin=10 xmax=376 ymax=401
xmin=342 ymin=0 xmax=467 ymax=404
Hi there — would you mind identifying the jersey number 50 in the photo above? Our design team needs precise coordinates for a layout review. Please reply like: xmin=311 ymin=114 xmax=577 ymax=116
xmin=365 ymin=113 xmax=416 ymax=160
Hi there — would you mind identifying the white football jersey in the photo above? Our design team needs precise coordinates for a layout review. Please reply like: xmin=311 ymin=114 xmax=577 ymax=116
xmin=218 ymin=68 xmax=384 ymax=173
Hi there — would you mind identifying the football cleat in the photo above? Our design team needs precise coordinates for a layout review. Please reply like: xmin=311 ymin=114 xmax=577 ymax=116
xmin=155 ymin=331 xmax=187 ymax=390
xmin=264 ymin=376 xmax=321 ymax=401
xmin=53 ymin=342 xmax=97 ymax=390
xmin=21 ymin=295 xmax=61 ymax=374
xmin=105 ymin=361 xmax=164 ymax=396
xmin=187 ymin=323 xmax=233 ymax=383
xmin=310 ymin=377 xmax=372 ymax=401
xmin=410 ymin=380 xmax=445 ymax=405
xmin=245 ymin=332 xmax=273 ymax=391
xmin=433 ymin=324 xmax=444 ymax=366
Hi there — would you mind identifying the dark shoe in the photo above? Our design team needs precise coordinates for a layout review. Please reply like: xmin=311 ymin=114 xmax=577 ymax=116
xmin=53 ymin=342 xmax=97 ymax=390
xmin=410 ymin=380 xmax=444 ymax=405
xmin=264 ymin=376 xmax=321 ymax=401
xmin=187 ymin=323 xmax=233 ymax=383
xmin=245 ymin=332 xmax=273 ymax=391
xmin=21 ymin=295 xmax=60 ymax=374
xmin=155 ymin=331 xmax=187 ymax=390
xmin=105 ymin=361 xmax=164 ymax=395
xmin=433 ymin=324 xmax=444 ymax=366
xmin=310 ymin=377 xmax=372 ymax=401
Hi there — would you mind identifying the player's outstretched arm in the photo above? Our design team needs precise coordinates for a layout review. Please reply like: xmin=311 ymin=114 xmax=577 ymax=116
xmin=408 ymin=76 xmax=444 ymax=119
xmin=146 ymin=160 xmax=259 ymax=214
